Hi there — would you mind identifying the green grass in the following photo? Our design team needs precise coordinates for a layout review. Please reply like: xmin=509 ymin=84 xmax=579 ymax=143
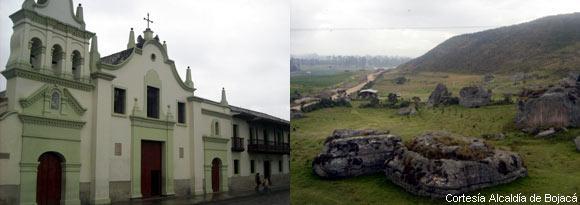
xmin=373 ymin=71 xmax=562 ymax=101
xmin=291 ymin=102 xmax=580 ymax=204
xmin=291 ymin=70 xmax=368 ymax=97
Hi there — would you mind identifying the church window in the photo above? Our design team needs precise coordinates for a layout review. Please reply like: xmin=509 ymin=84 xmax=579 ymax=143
xmin=250 ymin=160 xmax=255 ymax=173
xmin=279 ymin=160 xmax=283 ymax=173
xmin=213 ymin=121 xmax=220 ymax=135
xmin=177 ymin=102 xmax=185 ymax=123
xmin=114 ymin=88 xmax=126 ymax=114
xmin=71 ymin=50 xmax=82 ymax=80
xmin=234 ymin=160 xmax=239 ymax=174
xmin=146 ymin=86 xmax=160 ymax=118
xmin=151 ymin=54 xmax=156 ymax=61
xmin=50 ymin=91 xmax=60 ymax=110
xmin=29 ymin=38 xmax=42 ymax=69
xmin=51 ymin=44 xmax=64 ymax=74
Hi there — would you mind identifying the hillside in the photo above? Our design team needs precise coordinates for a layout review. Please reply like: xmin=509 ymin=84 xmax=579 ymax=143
xmin=398 ymin=12 xmax=580 ymax=75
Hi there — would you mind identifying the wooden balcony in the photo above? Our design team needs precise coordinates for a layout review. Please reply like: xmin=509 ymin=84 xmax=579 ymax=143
xmin=247 ymin=139 xmax=290 ymax=154
xmin=231 ymin=137 xmax=245 ymax=152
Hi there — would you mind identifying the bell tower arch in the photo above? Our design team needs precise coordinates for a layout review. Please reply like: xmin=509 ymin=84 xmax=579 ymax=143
xmin=2 ymin=0 xmax=95 ymax=111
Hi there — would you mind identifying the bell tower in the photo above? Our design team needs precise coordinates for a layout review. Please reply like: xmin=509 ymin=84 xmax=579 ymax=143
xmin=2 ymin=0 xmax=95 ymax=111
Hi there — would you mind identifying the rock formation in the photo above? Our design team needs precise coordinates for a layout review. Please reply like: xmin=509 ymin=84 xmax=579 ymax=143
xmin=384 ymin=132 xmax=527 ymax=198
xmin=312 ymin=129 xmax=403 ymax=179
xmin=427 ymin=84 xmax=455 ymax=107
xmin=459 ymin=86 xmax=492 ymax=108
xmin=515 ymin=85 xmax=580 ymax=132
xmin=398 ymin=105 xmax=417 ymax=116
xmin=575 ymin=136 xmax=580 ymax=152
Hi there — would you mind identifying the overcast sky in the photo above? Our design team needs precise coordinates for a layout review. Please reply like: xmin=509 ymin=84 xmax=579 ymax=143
xmin=291 ymin=0 xmax=580 ymax=57
xmin=0 ymin=0 xmax=289 ymax=120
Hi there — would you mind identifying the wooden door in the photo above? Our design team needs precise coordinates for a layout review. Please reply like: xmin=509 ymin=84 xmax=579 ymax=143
xmin=141 ymin=141 xmax=162 ymax=198
xmin=211 ymin=158 xmax=221 ymax=192
xmin=264 ymin=160 xmax=271 ymax=179
xmin=37 ymin=152 xmax=62 ymax=205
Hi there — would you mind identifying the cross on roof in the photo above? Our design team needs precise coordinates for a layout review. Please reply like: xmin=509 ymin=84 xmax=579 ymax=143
xmin=143 ymin=13 xmax=154 ymax=29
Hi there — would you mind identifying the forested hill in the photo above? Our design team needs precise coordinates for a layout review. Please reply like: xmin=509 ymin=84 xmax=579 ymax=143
xmin=398 ymin=12 xmax=580 ymax=75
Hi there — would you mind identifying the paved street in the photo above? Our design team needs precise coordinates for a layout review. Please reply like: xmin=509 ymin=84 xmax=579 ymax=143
xmin=112 ymin=189 xmax=290 ymax=205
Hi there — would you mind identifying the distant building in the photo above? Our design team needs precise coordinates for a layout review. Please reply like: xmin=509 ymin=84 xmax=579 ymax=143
xmin=358 ymin=89 xmax=378 ymax=99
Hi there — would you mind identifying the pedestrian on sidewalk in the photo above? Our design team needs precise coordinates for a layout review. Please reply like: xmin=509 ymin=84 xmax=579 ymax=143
xmin=255 ymin=173 xmax=261 ymax=192
xmin=263 ymin=176 xmax=271 ymax=194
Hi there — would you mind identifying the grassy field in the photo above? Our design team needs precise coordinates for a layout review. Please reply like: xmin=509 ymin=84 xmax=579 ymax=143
xmin=373 ymin=71 xmax=561 ymax=101
xmin=290 ymin=72 xmax=580 ymax=205
xmin=291 ymin=70 xmax=369 ymax=97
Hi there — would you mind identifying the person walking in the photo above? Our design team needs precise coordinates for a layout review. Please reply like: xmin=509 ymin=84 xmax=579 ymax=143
xmin=263 ymin=176 xmax=271 ymax=194
xmin=254 ymin=173 xmax=261 ymax=192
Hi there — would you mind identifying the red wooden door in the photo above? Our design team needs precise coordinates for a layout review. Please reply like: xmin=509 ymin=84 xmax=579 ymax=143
xmin=37 ymin=152 xmax=62 ymax=205
xmin=211 ymin=158 xmax=221 ymax=192
xmin=141 ymin=141 xmax=162 ymax=198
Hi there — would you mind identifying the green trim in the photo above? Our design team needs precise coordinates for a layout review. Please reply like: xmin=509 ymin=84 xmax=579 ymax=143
xmin=62 ymin=88 xmax=87 ymax=115
xmin=10 ymin=9 xmax=92 ymax=39
xmin=19 ymin=114 xmax=86 ymax=129
xmin=10 ymin=9 xmax=88 ymax=38
xmin=202 ymin=136 xmax=230 ymax=144
xmin=130 ymin=116 xmax=175 ymax=130
xmin=111 ymin=85 xmax=128 ymax=116
xmin=90 ymin=71 xmax=116 ymax=81
xmin=2 ymin=68 xmax=94 ymax=91
xmin=0 ymin=111 xmax=18 ymax=120
xmin=98 ymin=41 xmax=195 ymax=92
xmin=19 ymin=84 xmax=87 ymax=116
xmin=130 ymin=118 xmax=175 ymax=198
xmin=202 ymin=109 xmax=231 ymax=119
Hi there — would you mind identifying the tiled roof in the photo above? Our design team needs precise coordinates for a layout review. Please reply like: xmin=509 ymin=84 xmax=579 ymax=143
xmin=189 ymin=96 xmax=288 ymax=125
xmin=230 ymin=105 xmax=289 ymax=125
xmin=100 ymin=48 xmax=134 ymax=65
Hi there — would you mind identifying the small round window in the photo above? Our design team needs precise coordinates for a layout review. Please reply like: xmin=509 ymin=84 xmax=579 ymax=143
xmin=151 ymin=54 xmax=156 ymax=62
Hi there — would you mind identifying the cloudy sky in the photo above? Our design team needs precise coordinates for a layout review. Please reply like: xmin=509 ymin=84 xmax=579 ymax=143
xmin=291 ymin=0 xmax=580 ymax=57
xmin=0 ymin=0 xmax=289 ymax=119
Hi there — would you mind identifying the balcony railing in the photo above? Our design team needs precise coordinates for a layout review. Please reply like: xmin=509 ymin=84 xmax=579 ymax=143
xmin=247 ymin=139 xmax=290 ymax=154
xmin=231 ymin=137 xmax=245 ymax=152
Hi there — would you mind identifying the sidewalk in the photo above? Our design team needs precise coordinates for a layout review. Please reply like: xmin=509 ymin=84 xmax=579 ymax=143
xmin=112 ymin=186 xmax=289 ymax=205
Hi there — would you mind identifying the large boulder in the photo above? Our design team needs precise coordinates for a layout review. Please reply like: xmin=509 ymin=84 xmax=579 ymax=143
xmin=459 ymin=86 xmax=491 ymax=108
xmin=384 ymin=132 xmax=527 ymax=198
xmin=398 ymin=105 xmax=417 ymax=116
xmin=515 ymin=86 xmax=580 ymax=132
xmin=313 ymin=129 xmax=403 ymax=179
xmin=427 ymin=84 xmax=455 ymax=107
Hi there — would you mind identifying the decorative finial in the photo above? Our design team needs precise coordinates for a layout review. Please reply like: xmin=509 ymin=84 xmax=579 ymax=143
xmin=76 ymin=3 xmax=84 ymax=22
xmin=127 ymin=28 xmax=136 ymax=49
xmin=220 ymin=87 xmax=228 ymax=106
xmin=185 ymin=66 xmax=194 ymax=88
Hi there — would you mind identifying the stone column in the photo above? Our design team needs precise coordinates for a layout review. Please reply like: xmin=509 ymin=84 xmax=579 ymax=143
xmin=18 ymin=162 xmax=39 ymax=205
xmin=89 ymin=76 xmax=112 ymax=204
xmin=62 ymin=163 xmax=81 ymax=205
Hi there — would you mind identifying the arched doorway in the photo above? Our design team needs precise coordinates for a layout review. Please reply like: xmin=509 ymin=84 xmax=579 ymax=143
xmin=211 ymin=158 xmax=221 ymax=192
xmin=36 ymin=152 xmax=63 ymax=205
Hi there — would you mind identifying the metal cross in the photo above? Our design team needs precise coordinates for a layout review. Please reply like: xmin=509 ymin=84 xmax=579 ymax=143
xmin=143 ymin=13 xmax=154 ymax=29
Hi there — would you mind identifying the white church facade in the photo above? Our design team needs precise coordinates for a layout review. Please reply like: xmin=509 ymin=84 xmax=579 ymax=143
xmin=0 ymin=0 xmax=290 ymax=204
